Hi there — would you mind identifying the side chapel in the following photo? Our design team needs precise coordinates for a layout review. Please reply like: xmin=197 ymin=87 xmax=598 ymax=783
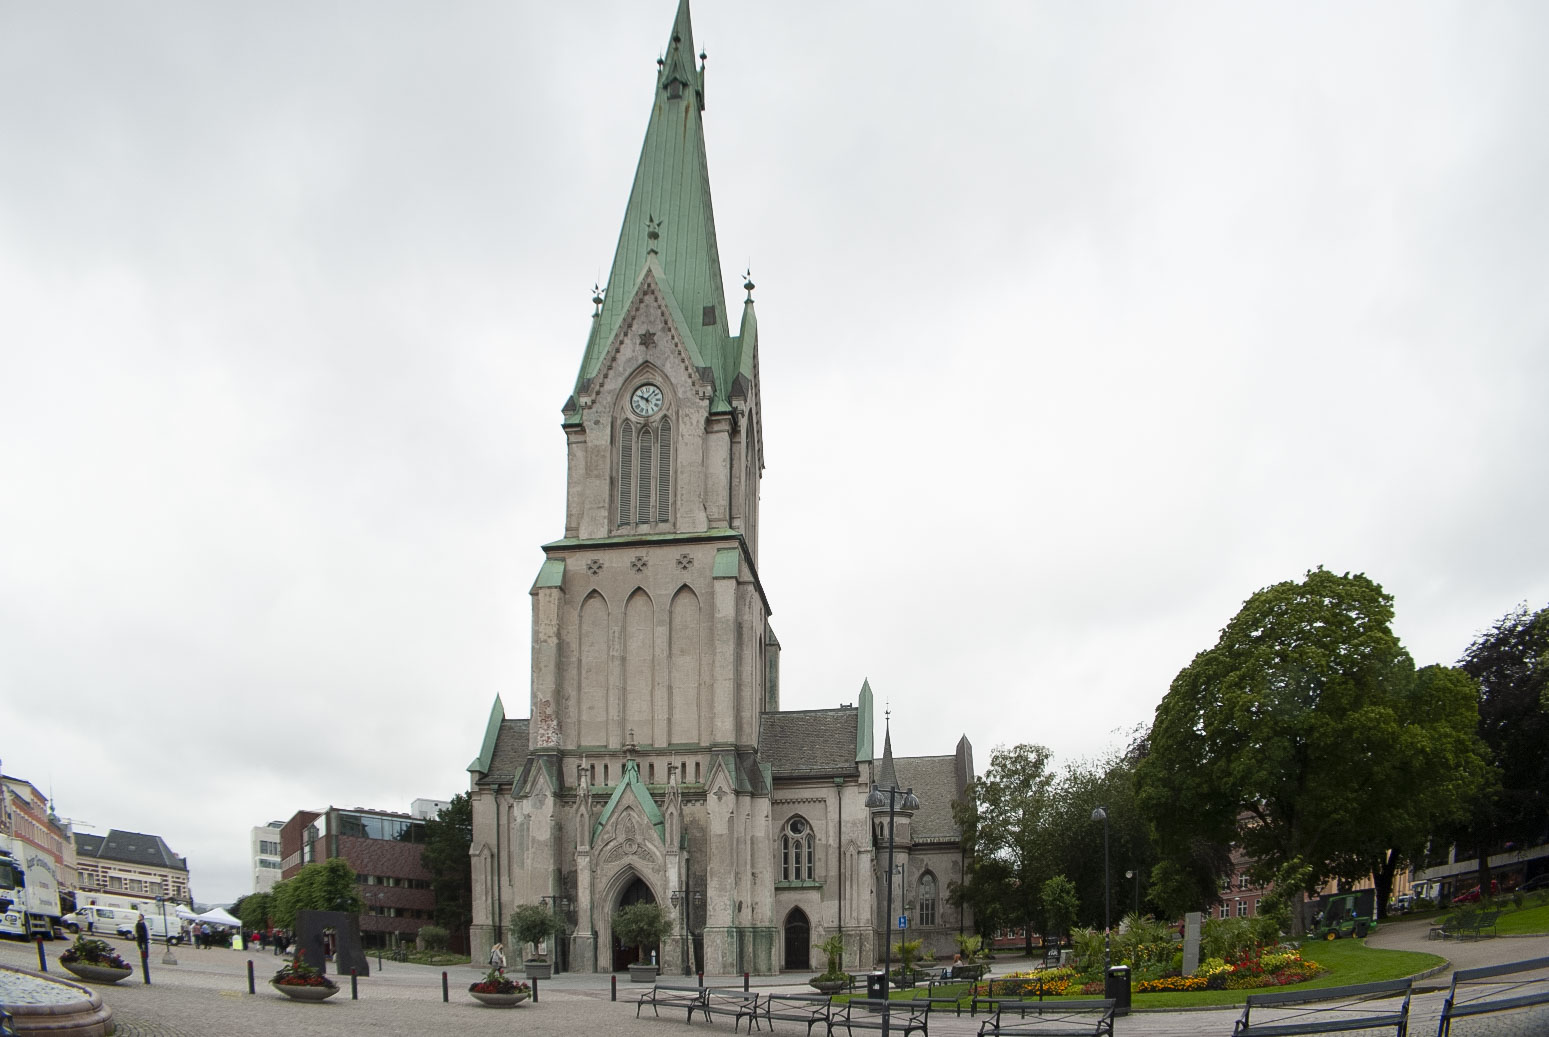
xmin=466 ymin=0 xmax=974 ymax=975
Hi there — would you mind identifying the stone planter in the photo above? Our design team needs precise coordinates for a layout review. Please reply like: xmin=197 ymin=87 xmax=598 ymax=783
xmin=523 ymin=960 xmax=552 ymax=980
xmin=59 ymin=962 xmax=133 ymax=985
xmin=810 ymin=979 xmax=847 ymax=995
xmin=470 ymin=989 xmax=530 ymax=1007
xmin=628 ymin=962 xmax=660 ymax=983
xmin=271 ymin=980 xmax=340 ymax=1001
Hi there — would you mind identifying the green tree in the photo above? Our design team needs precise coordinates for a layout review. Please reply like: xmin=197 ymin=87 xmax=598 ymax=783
xmin=1040 ymin=875 xmax=1079 ymax=944
xmin=1450 ymin=603 xmax=1549 ymax=893
xmin=1136 ymin=568 xmax=1420 ymax=934
xmin=269 ymin=858 xmax=364 ymax=928
xmin=611 ymin=902 xmax=672 ymax=963
xmin=235 ymin=891 xmax=273 ymax=932
xmin=420 ymin=793 xmax=473 ymax=939
xmin=509 ymin=904 xmax=562 ymax=961
xmin=952 ymin=744 xmax=1057 ymax=952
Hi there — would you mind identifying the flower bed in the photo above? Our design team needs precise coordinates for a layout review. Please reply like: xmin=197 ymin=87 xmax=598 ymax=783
xmin=59 ymin=938 xmax=131 ymax=972
xmin=469 ymin=968 xmax=530 ymax=997
xmin=272 ymin=956 xmax=338 ymax=990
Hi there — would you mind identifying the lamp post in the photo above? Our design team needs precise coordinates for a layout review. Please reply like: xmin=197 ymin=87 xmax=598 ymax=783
xmin=1091 ymin=807 xmax=1110 ymax=971
xmin=1126 ymin=869 xmax=1139 ymax=917
xmin=866 ymin=782 xmax=919 ymax=1037
xmin=157 ymin=895 xmax=177 ymax=965
xmin=669 ymin=889 xmax=702 ymax=977
xmin=538 ymin=895 xmax=570 ymax=973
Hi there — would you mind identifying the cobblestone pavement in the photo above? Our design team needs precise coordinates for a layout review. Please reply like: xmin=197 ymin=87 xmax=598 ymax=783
xmin=3 ymin=929 xmax=1546 ymax=1036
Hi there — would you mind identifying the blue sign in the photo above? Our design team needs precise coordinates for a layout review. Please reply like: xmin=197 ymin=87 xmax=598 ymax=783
xmin=897 ymin=916 xmax=908 ymax=929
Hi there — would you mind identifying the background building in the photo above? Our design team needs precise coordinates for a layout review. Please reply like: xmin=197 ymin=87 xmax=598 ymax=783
xmin=279 ymin=805 xmax=436 ymax=949
xmin=0 ymin=772 xmax=74 ymax=931
xmin=410 ymin=799 xmax=451 ymax=820
xmin=251 ymin=821 xmax=284 ymax=893
xmin=73 ymin=829 xmax=191 ymax=905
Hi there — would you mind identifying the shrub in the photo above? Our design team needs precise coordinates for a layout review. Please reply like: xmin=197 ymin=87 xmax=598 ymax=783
xmin=509 ymin=904 xmax=563 ymax=960
xmin=418 ymin=925 xmax=449 ymax=952
xmin=612 ymin=902 xmax=672 ymax=957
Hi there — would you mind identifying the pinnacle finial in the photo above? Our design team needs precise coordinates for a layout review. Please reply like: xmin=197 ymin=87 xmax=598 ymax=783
xmin=591 ymin=282 xmax=604 ymax=313
xmin=743 ymin=267 xmax=755 ymax=300
xmin=646 ymin=214 xmax=662 ymax=255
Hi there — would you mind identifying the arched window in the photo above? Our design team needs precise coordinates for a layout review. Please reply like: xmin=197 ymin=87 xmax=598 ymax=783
xmin=636 ymin=425 xmax=654 ymax=521
xmin=616 ymin=395 xmax=673 ymax=530
xmin=781 ymin=816 xmax=815 ymax=881
xmin=656 ymin=416 xmax=672 ymax=523
xmin=919 ymin=872 xmax=938 ymax=927
xmin=617 ymin=419 xmax=635 ymax=525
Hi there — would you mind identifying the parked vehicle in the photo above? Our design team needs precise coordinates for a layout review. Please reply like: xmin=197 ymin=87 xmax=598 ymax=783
xmin=1452 ymin=881 xmax=1499 ymax=904
xmin=0 ymin=845 xmax=61 ymax=939
xmin=119 ymin=911 xmax=182 ymax=945
xmin=65 ymin=905 xmax=138 ymax=936
xmin=1389 ymin=893 xmax=1413 ymax=914
xmin=1305 ymin=891 xmax=1378 ymax=940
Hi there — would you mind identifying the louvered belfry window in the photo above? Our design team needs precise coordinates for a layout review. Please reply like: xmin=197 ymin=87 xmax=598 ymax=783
xmin=617 ymin=410 xmax=673 ymax=529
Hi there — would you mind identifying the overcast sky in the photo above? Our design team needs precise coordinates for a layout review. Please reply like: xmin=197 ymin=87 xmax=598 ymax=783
xmin=3 ymin=2 xmax=1546 ymax=905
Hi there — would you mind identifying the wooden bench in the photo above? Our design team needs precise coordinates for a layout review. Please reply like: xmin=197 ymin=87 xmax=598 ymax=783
xmin=831 ymin=998 xmax=932 ymax=1037
xmin=1437 ymin=955 xmax=1549 ymax=1037
xmin=755 ymin=991 xmax=833 ymax=1036
xmin=635 ymin=979 xmax=710 ymax=1023
xmin=1231 ymin=977 xmax=1412 ymax=1036
xmin=975 ymin=999 xmax=1114 ymax=1037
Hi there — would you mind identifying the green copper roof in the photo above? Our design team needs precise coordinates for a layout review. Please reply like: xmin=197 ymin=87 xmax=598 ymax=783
xmin=468 ymin=694 xmax=505 ymax=775
xmin=592 ymin=758 xmax=666 ymax=843
xmin=533 ymin=558 xmax=565 ymax=589
xmin=856 ymin=680 xmax=874 ymax=763
xmin=568 ymin=0 xmax=754 ymax=421
xmin=713 ymin=547 xmax=740 ymax=578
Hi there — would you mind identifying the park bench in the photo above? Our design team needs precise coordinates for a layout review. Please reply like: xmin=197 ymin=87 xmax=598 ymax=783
xmin=755 ymin=991 xmax=833 ymax=1036
xmin=974 ymin=999 xmax=1115 ymax=1037
xmin=971 ymin=978 xmax=1066 ymax=1017
xmin=1437 ymin=954 xmax=1549 ymax=1037
xmin=1455 ymin=909 xmax=1500 ymax=939
xmin=1231 ymin=977 xmax=1412 ymax=1036
xmin=831 ymin=997 xmax=932 ymax=1037
xmin=704 ymin=987 xmax=762 ymax=1031
xmin=635 ymin=979 xmax=710 ymax=1023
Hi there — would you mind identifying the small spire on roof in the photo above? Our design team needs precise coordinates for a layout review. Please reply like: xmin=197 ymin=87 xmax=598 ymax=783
xmin=646 ymin=214 xmax=662 ymax=254
xmin=591 ymin=282 xmax=604 ymax=314
xmin=743 ymin=267 xmax=755 ymax=301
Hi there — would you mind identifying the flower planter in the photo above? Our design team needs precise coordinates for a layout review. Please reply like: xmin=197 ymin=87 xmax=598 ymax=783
xmin=470 ymin=989 xmax=530 ymax=1007
xmin=810 ymin=979 xmax=847 ymax=995
xmin=60 ymin=961 xmax=133 ymax=984
xmin=271 ymin=980 xmax=340 ymax=1001
xmin=628 ymin=962 xmax=660 ymax=983
xmin=524 ymin=960 xmax=552 ymax=980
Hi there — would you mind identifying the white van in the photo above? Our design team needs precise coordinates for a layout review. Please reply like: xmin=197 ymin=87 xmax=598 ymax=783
xmin=65 ymin=905 xmax=135 ymax=936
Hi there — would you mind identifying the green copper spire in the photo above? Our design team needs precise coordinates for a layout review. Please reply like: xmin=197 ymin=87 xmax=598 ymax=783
xmin=568 ymin=0 xmax=748 ymax=422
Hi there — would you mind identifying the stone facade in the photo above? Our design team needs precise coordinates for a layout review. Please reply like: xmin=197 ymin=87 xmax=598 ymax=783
xmin=466 ymin=0 xmax=972 ymax=975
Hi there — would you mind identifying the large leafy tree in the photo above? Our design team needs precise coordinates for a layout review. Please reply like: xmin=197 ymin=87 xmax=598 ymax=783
xmin=1136 ymin=568 xmax=1442 ymax=933
xmin=1451 ymin=603 xmax=1549 ymax=890
xmin=269 ymin=858 xmax=364 ymax=928
xmin=420 ymin=793 xmax=473 ymax=939
xmin=952 ymin=744 xmax=1057 ymax=952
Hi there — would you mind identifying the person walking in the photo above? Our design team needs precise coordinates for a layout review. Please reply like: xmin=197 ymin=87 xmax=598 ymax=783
xmin=488 ymin=942 xmax=506 ymax=974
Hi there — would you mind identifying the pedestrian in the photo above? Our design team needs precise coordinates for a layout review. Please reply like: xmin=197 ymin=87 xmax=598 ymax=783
xmin=488 ymin=941 xmax=506 ymax=974
xmin=134 ymin=914 xmax=150 ymax=954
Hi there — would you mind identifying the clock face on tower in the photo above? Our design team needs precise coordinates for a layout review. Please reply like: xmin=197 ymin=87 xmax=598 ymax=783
xmin=630 ymin=383 xmax=664 ymax=417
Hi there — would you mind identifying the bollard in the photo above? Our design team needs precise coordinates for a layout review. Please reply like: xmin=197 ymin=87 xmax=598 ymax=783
xmin=36 ymin=937 xmax=47 ymax=972
xmin=377 ymin=948 xmax=383 ymax=972
xmin=743 ymin=971 xmax=749 ymax=992
xmin=611 ymin=974 xmax=617 ymax=1001
xmin=351 ymin=968 xmax=358 ymax=1000
xmin=442 ymin=971 xmax=449 ymax=1002
xmin=532 ymin=976 xmax=538 ymax=1003
xmin=247 ymin=960 xmax=255 ymax=994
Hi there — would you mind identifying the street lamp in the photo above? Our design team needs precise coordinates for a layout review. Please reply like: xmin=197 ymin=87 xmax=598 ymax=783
xmin=669 ymin=889 xmax=702 ymax=977
xmin=1126 ymin=869 xmax=1139 ymax=917
xmin=866 ymin=782 xmax=919 ymax=1037
xmin=539 ymin=895 xmax=570 ymax=973
xmin=156 ymin=895 xmax=177 ymax=965
xmin=1091 ymin=807 xmax=1110 ymax=971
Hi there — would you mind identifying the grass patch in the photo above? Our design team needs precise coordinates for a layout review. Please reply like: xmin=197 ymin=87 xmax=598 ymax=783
xmin=400 ymin=950 xmax=469 ymax=967
xmin=1493 ymin=902 xmax=1549 ymax=935
xmin=1131 ymin=940 xmax=1441 ymax=1009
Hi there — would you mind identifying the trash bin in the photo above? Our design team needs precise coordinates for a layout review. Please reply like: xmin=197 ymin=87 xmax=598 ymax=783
xmin=1104 ymin=965 xmax=1131 ymax=1016
xmin=866 ymin=972 xmax=888 ymax=1000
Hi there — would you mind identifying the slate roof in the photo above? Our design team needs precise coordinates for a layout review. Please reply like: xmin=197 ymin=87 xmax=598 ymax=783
xmin=74 ymin=830 xmax=188 ymax=871
xmin=892 ymin=755 xmax=965 ymax=844
xmin=758 ymin=707 xmax=860 ymax=779
xmin=477 ymin=719 xmax=531 ymax=787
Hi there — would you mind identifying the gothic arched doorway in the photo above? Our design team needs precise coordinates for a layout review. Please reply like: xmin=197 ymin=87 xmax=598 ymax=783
xmin=612 ymin=875 xmax=656 ymax=971
xmin=783 ymin=908 xmax=810 ymax=971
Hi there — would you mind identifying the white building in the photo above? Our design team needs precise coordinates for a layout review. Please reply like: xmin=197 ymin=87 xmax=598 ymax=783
xmin=251 ymin=821 xmax=284 ymax=893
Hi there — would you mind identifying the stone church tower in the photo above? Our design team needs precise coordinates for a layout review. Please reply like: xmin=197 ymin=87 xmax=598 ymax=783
xmin=467 ymin=0 xmax=974 ymax=976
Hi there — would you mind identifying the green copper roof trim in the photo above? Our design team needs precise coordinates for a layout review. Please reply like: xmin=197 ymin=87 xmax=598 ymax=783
xmin=592 ymin=758 xmax=666 ymax=843
xmin=713 ymin=548 xmax=739 ymax=578
xmin=570 ymin=0 xmax=755 ymax=419
xmin=543 ymin=528 xmax=741 ymax=549
xmin=856 ymin=680 xmax=874 ymax=763
xmin=533 ymin=558 xmax=565 ymax=590
xmin=468 ymin=695 xmax=505 ymax=775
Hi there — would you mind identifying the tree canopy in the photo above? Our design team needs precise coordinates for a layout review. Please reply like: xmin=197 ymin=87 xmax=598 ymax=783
xmin=269 ymin=857 xmax=364 ymax=928
xmin=420 ymin=793 xmax=473 ymax=940
xmin=1136 ymin=568 xmax=1484 ymax=929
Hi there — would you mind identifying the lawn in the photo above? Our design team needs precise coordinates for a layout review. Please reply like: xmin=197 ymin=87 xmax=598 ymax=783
xmin=1130 ymin=939 xmax=1444 ymax=1009
xmin=1493 ymin=902 xmax=1549 ymax=935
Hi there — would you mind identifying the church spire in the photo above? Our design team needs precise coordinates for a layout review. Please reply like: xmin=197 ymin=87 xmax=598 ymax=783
xmin=569 ymin=0 xmax=738 ymax=423
xmin=877 ymin=711 xmax=899 ymax=790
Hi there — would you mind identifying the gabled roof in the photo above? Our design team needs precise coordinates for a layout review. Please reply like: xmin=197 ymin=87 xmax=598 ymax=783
xmin=759 ymin=707 xmax=860 ymax=779
xmin=568 ymin=0 xmax=753 ymax=421
xmin=892 ymin=756 xmax=966 ymax=843
xmin=593 ymin=758 xmax=665 ymax=842
xmin=74 ymin=830 xmax=188 ymax=872
xmin=476 ymin=719 xmax=531 ymax=788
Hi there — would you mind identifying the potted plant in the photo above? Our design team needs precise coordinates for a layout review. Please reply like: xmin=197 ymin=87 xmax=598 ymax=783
xmin=271 ymin=955 xmax=340 ymax=1001
xmin=890 ymin=938 xmax=923 ymax=988
xmin=510 ymin=903 xmax=563 ymax=980
xmin=58 ymin=937 xmax=134 ymax=983
xmin=612 ymin=901 xmax=673 ymax=982
xmin=469 ymin=967 xmax=531 ymax=1007
xmin=809 ymin=932 xmax=849 ymax=994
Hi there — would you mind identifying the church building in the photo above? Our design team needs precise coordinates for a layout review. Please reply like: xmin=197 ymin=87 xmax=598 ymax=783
xmin=466 ymin=0 xmax=974 ymax=975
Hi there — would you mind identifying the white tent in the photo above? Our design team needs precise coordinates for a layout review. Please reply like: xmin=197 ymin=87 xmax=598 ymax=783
xmin=193 ymin=907 xmax=241 ymax=928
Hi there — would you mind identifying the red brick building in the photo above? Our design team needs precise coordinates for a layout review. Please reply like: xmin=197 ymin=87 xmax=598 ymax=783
xmin=279 ymin=806 xmax=435 ymax=949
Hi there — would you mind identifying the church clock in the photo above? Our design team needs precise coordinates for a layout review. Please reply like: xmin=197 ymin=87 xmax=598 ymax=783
xmin=630 ymin=383 xmax=664 ymax=416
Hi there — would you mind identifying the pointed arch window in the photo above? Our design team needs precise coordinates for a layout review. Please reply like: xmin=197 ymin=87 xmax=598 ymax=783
xmin=636 ymin=426 xmax=654 ymax=522
xmin=656 ymin=416 xmax=673 ymax=523
xmin=618 ymin=419 xmax=635 ymax=526
xmin=918 ymin=871 xmax=938 ymax=927
xmin=781 ymin=816 xmax=815 ymax=881
xmin=616 ymin=401 xmax=673 ymax=531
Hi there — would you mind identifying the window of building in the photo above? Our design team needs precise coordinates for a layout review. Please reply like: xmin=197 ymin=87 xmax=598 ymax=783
xmin=1237 ymin=899 xmax=1248 ymax=917
xmin=1238 ymin=874 xmax=1250 ymax=890
xmin=1219 ymin=903 xmax=1229 ymax=919
xmin=919 ymin=872 xmax=938 ymax=927
xmin=781 ymin=816 xmax=815 ymax=881
xmin=616 ymin=406 xmax=673 ymax=529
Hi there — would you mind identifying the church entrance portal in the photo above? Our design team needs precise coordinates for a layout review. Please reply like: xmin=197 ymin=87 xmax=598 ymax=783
xmin=612 ymin=875 xmax=656 ymax=972
xmin=783 ymin=908 xmax=810 ymax=971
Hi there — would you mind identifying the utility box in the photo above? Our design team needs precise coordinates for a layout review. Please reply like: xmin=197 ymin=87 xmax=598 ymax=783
xmin=1104 ymin=965 xmax=1131 ymax=1015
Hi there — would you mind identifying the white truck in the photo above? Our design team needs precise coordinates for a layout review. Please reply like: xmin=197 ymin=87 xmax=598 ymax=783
xmin=0 ymin=844 xmax=61 ymax=939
